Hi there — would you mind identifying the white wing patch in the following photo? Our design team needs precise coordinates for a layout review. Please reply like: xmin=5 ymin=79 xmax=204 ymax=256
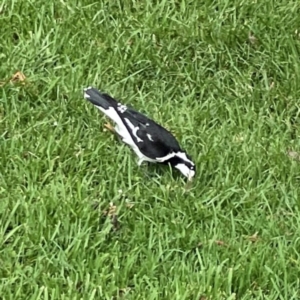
xmin=156 ymin=151 xmax=194 ymax=164
xmin=84 ymin=92 xmax=91 ymax=99
xmin=124 ymin=118 xmax=143 ymax=143
xmin=156 ymin=152 xmax=176 ymax=162
xmin=117 ymin=103 xmax=127 ymax=113
xmin=147 ymin=134 xmax=154 ymax=141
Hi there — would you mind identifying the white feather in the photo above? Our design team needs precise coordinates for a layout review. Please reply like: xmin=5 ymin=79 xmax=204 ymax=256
xmin=156 ymin=151 xmax=194 ymax=165
xmin=147 ymin=134 xmax=154 ymax=141
xmin=124 ymin=118 xmax=143 ymax=143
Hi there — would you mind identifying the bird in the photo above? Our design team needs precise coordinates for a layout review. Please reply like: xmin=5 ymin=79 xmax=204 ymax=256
xmin=83 ymin=87 xmax=196 ymax=180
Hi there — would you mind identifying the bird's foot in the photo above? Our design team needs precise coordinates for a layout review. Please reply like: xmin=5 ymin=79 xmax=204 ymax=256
xmin=104 ymin=122 xmax=115 ymax=133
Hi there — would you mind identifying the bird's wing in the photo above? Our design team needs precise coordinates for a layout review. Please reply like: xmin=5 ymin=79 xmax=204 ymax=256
xmin=120 ymin=108 xmax=181 ymax=160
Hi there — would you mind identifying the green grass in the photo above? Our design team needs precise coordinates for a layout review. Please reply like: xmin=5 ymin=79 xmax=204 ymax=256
xmin=1 ymin=0 xmax=300 ymax=299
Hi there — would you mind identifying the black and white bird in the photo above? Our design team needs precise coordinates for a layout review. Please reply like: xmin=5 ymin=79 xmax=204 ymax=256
xmin=83 ymin=87 xmax=196 ymax=180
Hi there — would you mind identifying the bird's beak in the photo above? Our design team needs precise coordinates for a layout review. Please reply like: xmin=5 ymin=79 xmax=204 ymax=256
xmin=188 ymin=170 xmax=195 ymax=181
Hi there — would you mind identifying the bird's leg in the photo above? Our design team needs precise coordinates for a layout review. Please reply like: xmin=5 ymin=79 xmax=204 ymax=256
xmin=137 ymin=158 xmax=144 ymax=166
xmin=137 ymin=158 xmax=152 ymax=179
xmin=104 ymin=122 xmax=115 ymax=133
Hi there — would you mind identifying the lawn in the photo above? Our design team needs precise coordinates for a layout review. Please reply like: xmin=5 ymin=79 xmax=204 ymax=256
xmin=1 ymin=0 xmax=300 ymax=299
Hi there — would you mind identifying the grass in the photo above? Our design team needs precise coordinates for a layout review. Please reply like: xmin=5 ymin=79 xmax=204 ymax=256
xmin=1 ymin=0 xmax=300 ymax=299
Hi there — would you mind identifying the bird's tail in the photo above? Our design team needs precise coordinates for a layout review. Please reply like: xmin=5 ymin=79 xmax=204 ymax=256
xmin=83 ymin=87 xmax=118 ymax=110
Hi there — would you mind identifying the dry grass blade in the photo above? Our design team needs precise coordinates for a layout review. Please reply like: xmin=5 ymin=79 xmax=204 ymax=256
xmin=287 ymin=150 xmax=300 ymax=161
xmin=103 ymin=202 xmax=120 ymax=231
xmin=10 ymin=71 xmax=26 ymax=84
xmin=248 ymin=32 xmax=258 ymax=45
xmin=214 ymin=240 xmax=228 ymax=247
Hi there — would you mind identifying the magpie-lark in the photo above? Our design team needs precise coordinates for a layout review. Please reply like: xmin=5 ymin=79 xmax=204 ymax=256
xmin=83 ymin=87 xmax=196 ymax=180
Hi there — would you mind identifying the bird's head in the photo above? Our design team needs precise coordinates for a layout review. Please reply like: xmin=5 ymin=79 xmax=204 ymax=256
xmin=170 ymin=152 xmax=196 ymax=181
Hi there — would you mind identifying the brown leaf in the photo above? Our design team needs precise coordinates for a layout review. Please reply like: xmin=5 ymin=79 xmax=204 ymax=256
xmin=215 ymin=240 xmax=228 ymax=247
xmin=103 ymin=202 xmax=119 ymax=231
xmin=11 ymin=71 xmax=26 ymax=83
xmin=108 ymin=203 xmax=117 ymax=216
xmin=1 ymin=71 xmax=27 ymax=87
xmin=287 ymin=150 xmax=300 ymax=161
xmin=104 ymin=122 xmax=115 ymax=133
